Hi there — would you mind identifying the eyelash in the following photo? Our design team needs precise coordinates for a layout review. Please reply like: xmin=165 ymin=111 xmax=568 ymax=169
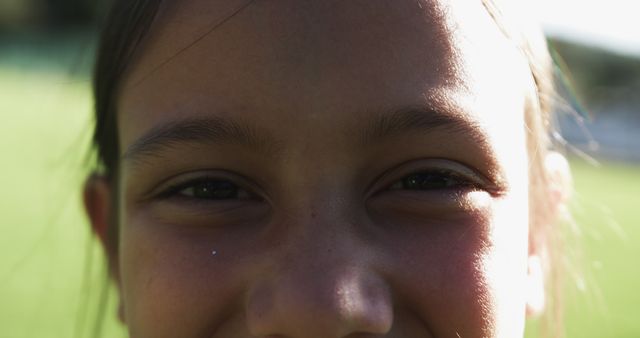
xmin=158 ymin=177 xmax=254 ymax=201
xmin=387 ymin=168 xmax=477 ymax=192
xmin=157 ymin=168 xmax=480 ymax=202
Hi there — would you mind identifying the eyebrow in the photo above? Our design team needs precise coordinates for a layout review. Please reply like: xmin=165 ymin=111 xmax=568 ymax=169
xmin=360 ymin=105 xmax=487 ymax=146
xmin=122 ymin=106 xmax=489 ymax=164
xmin=122 ymin=116 xmax=279 ymax=163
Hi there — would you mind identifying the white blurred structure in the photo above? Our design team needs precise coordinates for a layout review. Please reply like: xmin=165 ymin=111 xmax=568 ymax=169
xmin=537 ymin=0 xmax=640 ymax=56
xmin=535 ymin=0 xmax=640 ymax=162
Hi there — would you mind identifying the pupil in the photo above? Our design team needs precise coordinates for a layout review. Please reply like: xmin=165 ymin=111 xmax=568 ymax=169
xmin=193 ymin=181 xmax=238 ymax=199
xmin=402 ymin=173 xmax=452 ymax=190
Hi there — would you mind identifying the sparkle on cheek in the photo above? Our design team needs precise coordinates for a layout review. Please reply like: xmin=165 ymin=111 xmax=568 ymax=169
xmin=460 ymin=190 xmax=493 ymax=211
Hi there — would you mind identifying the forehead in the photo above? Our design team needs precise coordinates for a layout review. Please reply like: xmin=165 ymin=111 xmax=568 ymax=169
xmin=118 ymin=0 xmax=530 ymax=151
xmin=124 ymin=0 xmax=455 ymax=86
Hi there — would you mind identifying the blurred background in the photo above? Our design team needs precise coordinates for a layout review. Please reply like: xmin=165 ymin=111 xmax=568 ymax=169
xmin=0 ymin=0 xmax=638 ymax=337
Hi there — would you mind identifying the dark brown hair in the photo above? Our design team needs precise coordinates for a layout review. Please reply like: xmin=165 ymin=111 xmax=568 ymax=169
xmin=94 ymin=0 xmax=161 ymax=177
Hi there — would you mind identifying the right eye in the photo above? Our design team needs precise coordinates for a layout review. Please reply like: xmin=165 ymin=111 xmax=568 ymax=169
xmin=161 ymin=178 xmax=253 ymax=200
xmin=388 ymin=169 xmax=475 ymax=192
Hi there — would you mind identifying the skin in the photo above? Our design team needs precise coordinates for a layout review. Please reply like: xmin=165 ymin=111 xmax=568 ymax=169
xmin=85 ymin=0 xmax=562 ymax=337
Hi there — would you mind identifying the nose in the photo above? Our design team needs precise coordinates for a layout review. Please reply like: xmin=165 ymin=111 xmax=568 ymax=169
xmin=245 ymin=226 xmax=393 ymax=337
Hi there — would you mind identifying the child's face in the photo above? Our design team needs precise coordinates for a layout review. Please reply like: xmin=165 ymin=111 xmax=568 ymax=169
xmin=110 ymin=0 xmax=541 ymax=337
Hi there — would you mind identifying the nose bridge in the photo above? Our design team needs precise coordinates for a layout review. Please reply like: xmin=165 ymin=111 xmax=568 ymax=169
xmin=246 ymin=210 xmax=393 ymax=337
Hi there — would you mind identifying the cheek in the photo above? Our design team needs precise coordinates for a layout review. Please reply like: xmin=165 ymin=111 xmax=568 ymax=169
xmin=385 ymin=214 xmax=494 ymax=337
xmin=484 ymin=191 xmax=531 ymax=336
xmin=383 ymin=192 xmax=529 ymax=337
xmin=117 ymin=210 xmax=260 ymax=337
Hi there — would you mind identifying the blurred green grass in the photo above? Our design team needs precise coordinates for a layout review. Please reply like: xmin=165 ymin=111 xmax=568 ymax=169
xmin=561 ymin=160 xmax=640 ymax=337
xmin=0 ymin=36 xmax=126 ymax=338
xmin=1 ymin=37 xmax=638 ymax=338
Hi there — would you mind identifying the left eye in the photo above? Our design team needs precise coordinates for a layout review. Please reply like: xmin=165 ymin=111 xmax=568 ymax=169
xmin=389 ymin=170 xmax=473 ymax=191
xmin=164 ymin=179 xmax=253 ymax=200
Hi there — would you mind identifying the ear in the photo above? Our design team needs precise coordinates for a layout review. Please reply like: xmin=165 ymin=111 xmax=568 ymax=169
xmin=543 ymin=151 xmax=572 ymax=214
xmin=83 ymin=175 xmax=125 ymax=323
xmin=526 ymin=151 xmax=572 ymax=317
xmin=526 ymin=255 xmax=545 ymax=317
xmin=83 ymin=175 xmax=112 ymax=250
xmin=83 ymin=175 xmax=126 ymax=322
